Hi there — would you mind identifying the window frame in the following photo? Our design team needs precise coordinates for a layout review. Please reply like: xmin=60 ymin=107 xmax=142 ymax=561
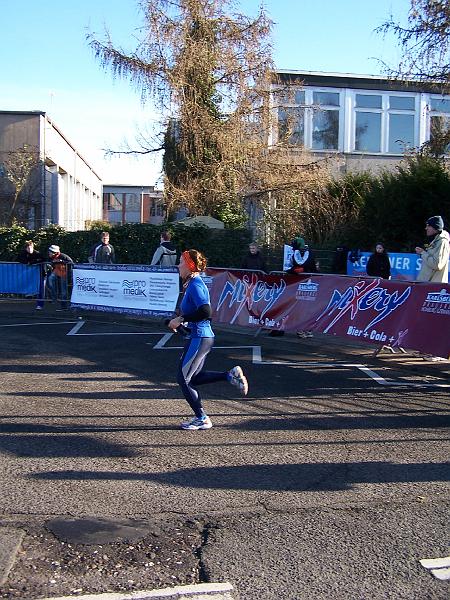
xmin=350 ymin=90 xmax=418 ymax=155
xmin=273 ymin=85 xmax=343 ymax=151
xmin=272 ymin=82 xmax=450 ymax=156
xmin=428 ymin=94 xmax=450 ymax=154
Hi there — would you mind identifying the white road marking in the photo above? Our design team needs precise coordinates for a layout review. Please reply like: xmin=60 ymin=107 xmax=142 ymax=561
xmin=67 ymin=321 xmax=85 ymax=335
xmin=357 ymin=366 xmax=450 ymax=388
xmin=151 ymin=333 xmax=448 ymax=388
xmin=5 ymin=321 xmax=445 ymax=389
xmin=153 ymin=332 xmax=174 ymax=349
xmin=67 ymin=320 xmax=166 ymax=337
xmin=0 ymin=321 xmax=76 ymax=327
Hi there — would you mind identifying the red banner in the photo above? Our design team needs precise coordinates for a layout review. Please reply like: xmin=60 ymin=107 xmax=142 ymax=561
xmin=205 ymin=269 xmax=450 ymax=359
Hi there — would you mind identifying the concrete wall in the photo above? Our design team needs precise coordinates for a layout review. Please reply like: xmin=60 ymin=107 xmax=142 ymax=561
xmin=0 ymin=111 xmax=102 ymax=230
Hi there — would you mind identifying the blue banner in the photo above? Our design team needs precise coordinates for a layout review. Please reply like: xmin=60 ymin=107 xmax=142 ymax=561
xmin=0 ymin=262 xmax=41 ymax=294
xmin=346 ymin=252 xmax=447 ymax=281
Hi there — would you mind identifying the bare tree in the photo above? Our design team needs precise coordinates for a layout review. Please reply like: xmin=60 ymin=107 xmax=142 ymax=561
xmin=89 ymin=0 xmax=335 ymax=243
xmin=377 ymin=0 xmax=450 ymax=89
xmin=0 ymin=145 xmax=41 ymax=226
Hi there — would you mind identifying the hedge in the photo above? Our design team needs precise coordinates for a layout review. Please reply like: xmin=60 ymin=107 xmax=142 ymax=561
xmin=0 ymin=222 xmax=252 ymax=268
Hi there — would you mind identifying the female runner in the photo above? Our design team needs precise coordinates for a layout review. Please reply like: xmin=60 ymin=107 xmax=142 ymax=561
xmin=168 ymin=249 xmax=248 ymax=430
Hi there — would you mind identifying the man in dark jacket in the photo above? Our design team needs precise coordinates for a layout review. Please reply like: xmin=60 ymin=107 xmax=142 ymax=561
xmin=17 ymin=241 xmax=45 ymax=309
xmin=17 ymin=240 xmax=44 ymax=265
xmin=47 ymin=245 xmax=73 ymax=310
xmin=150 ymin=231 xmax=177 ymax=266
xmin=89 ymin=232 xmax=115 ymax=264
xmin=241 ymin=242 xmax=267 ymax=272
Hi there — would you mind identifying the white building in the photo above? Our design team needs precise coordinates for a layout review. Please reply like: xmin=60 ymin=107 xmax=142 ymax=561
xmin=0 ymin=110 xmax=102 ymax=230
xmin=271 ymin=71 xmax=450 ymax=172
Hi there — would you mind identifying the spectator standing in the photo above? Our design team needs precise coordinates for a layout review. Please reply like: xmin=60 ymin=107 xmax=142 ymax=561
xmin=89 ymin=232 xmax=115 ymax=264
xmin=331 ymin=244 xmax=349 ymax=274
xmin=241 ymin=242 xmax=267 ymax=272
xmin=366 ymin=243 xmax=391 ymax=279
xmin=416 ymin=215 xmax=450 ymax=283
xmin=286 ymin=236 xmax=317 ymax=339
xmin=150 ymin=230 xmax=177 ymax=266
xmin=17 ymin=240 xmax=44 ymax=265
xmin=17 ymin=240 xmax=45 ymax=310
xmin=47 ymin=245 xmax=73 ymax=310
xmin=288 ymin=236 xmax=318 ymax=274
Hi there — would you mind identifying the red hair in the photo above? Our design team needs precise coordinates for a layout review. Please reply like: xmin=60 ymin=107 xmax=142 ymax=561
xmin=182 ymin=250 xmax=197 ymax=272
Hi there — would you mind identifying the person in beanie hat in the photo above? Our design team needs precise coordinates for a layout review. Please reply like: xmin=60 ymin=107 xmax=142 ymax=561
xmin=47 ymin=245 xmax=73 ymax=310
xmin=415 ymin=215 xmax=449 ymax=283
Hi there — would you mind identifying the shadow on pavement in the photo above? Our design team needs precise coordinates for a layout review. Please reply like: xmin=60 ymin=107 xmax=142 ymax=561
xmin=28 ymin=461 xmax=450 ymax=491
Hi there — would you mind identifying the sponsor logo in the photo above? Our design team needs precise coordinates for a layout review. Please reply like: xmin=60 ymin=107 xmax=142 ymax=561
xmin=425 ymin=289 xmax=450 ymax=304
xmin=296 ymin=279 xmax=319 ymax=301
xmin=201 ymin=274 xmax=213 ymax=287
xmin=217 ymin=273 xmax=286 ymax=324
xmin=316 ymin=278 xmax=412 ymax=333
xmin=122 ymin=279 xmax=147 ymax=296
xmin=421 ymin=288 xmax=450 ymax=315
xmin=75 ymin=276 xmax=96 ymax=293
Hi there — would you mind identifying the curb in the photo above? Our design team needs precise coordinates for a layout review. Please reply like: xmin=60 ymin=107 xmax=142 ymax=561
xmin=40 ymin=582 xmax=235 ymax=600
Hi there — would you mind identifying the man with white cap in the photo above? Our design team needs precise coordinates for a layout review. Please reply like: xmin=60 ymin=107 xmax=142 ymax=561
xmin=415 ymin=215 xmax=449 ymax=283
xmin=47 ymin=245 xmax=73 ymax=310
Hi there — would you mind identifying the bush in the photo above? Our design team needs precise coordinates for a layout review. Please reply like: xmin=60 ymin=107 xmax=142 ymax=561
xmin=327 ymin=153 xmax=450 ymax=251
xmin=0 ymin=222 xmax=252 ymax=267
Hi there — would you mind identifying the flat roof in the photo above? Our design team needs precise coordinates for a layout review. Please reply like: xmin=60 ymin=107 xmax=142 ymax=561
xmin=0 ymin=110 xmax=102 ymax=180
xmin=275 ymin=70 xmax=446 ymax=94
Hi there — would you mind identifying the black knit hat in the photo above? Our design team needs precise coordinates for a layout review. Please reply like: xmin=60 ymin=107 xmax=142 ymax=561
xmin=426 ymin=215 xmax=444 ymax=231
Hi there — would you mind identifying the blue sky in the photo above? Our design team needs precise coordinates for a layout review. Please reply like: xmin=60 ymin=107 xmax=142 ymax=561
xmin=1 ymin=0 xmax=410 ymax=185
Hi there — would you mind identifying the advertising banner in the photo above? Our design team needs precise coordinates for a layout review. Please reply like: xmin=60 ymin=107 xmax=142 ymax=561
xmin=347 ymin=251 xmax=450 ymax=281
xmin=207 ymin=269 xmax=450 ymax=359
xmin=347 ymin=251 xmax=423 ymax=280
xmin=71 ymin=264 xmax=179 ymax=316
xmin=0 ymin=262 xmax=40 ymax=295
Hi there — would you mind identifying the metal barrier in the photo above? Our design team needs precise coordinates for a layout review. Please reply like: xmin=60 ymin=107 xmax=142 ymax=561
xmin=0 ymin=261 xmax=74 ymax=308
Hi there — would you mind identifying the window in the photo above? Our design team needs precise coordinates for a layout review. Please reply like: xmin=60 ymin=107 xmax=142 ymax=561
xmin=312 ymin=92 xmax=339 ymax=150
xmin=278 ymin=106 xmax=304 ymax=145
xmin=104 ymin=191 xmax=142 ymax=223
xmin=105 ymin=193 xmax=123 ymax=224
xmin=355 ymin=112 xmax=381 ymax=152
xmin=124 ymin=193 xmax=140 ymax=223
xmin=354 ymin=93 xmax=415 ymax=154
xmin=276 ymin=87 xmax=341 ymax=150
xmin=429 ymin=96 xmax=450 ymax=153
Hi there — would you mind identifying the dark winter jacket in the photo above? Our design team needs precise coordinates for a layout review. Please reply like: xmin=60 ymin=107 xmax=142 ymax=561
xmin=241 ymin=251 xmax=267 ymax=272
xmin=288 ymin=248 xmax=317 ymax=274
xmin=150 ymin=241 xmax=177 ymax=266
xmin=89 ymin=242 xmax=115 ymax=264
xmin=17 ymin=249 xmax=44 ymax=265
xmin=366 ymin=252 xmax=391 ymax=279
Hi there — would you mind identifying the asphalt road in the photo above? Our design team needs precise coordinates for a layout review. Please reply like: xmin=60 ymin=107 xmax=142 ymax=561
xmin=0 ymin=304 xmax=449 ymax=599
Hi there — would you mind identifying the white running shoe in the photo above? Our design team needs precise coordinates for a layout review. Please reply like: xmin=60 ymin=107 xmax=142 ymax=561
xmin=180 ymin=416 xmax=213 ymax=430
xmin=228 ymin=365 xmax=248 ymax=396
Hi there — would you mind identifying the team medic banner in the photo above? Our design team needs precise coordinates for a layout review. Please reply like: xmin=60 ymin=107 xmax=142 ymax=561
xmin=70 ymin=264 xmax=179 ymax=317
xmin=205 ymin=269 xmax=450 ymax=359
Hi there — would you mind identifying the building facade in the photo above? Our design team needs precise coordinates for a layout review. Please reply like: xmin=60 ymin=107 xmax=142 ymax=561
xmin=0 ymin=111 xmax=102 ymax=230
xmin=272 ymin=71 xmax=450 ymax=172
xmin=102 ymin=184 xmax=164 ymax=225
